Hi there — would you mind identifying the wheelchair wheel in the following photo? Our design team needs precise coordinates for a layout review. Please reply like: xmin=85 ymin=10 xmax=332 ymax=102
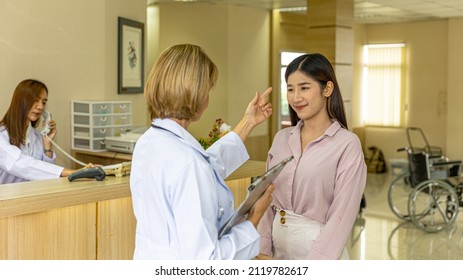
xmin=388 ymin=172 xmax=413 ymax=221
xmin=408 ymin=180 xmax=459 ymax=233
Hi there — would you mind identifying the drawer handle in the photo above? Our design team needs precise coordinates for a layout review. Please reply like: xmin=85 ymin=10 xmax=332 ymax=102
xmin=100 ymin=117 xmax=107 ymax=122
xmin=99 ymin=129 xmax=106 ymax=134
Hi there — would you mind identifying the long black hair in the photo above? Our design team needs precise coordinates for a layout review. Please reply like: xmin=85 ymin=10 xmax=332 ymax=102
xmin=285 ymin=53 xmax=348 ymax=129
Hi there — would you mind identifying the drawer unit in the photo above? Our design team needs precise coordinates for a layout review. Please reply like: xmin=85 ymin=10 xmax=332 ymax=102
xmin=73 ymin=126 xmax=130 ymax=138
xmin=73 ymin=115 xmax=132 ymax=126
xmin=73 ymin=138 xmax=106 ymax=151
xmin=71 ymin=100 xmax=132 ymax=152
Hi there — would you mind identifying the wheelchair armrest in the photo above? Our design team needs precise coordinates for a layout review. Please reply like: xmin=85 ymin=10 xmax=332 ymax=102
xmin=431 ymin=160 xmax=462 ymax=167
xmin=429 ymin=155 xmax=444 ymax=159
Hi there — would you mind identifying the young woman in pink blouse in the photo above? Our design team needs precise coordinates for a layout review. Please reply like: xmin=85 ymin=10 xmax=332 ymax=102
xmin=257 ymin=53 xmax=367 ymax=260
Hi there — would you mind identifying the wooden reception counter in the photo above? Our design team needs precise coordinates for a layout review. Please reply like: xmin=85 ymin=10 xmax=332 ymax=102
xmin=0 ymin=160 xmax=265 ymax=260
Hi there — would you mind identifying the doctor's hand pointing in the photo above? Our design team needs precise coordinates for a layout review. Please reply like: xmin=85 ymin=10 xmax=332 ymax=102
xmin=233 ymin=87 xmax=273 ymax=142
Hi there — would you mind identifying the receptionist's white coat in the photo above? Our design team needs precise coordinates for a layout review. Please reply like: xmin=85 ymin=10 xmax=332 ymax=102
xmin=0 ymin=124 xmax=63 ymax=184
xmin=130 ymin=118 xmax=260 ymax=259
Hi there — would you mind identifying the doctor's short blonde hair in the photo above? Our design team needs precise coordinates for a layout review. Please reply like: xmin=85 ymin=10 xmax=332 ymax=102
xmin=145 ymin=44 xmax=218 ymax=120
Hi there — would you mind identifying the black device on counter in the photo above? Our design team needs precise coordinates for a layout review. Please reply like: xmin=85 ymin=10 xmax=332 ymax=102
xmin=68 ymin=166 xmax=106 ymax=182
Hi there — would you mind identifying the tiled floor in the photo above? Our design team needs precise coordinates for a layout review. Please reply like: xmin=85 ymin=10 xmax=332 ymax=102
xmin=346 ymin=172 xmax=463 ymax=260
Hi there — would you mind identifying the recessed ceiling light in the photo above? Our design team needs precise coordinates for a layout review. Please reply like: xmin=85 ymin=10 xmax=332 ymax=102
xmin=277 ymin=7 xmax=307 ymax=12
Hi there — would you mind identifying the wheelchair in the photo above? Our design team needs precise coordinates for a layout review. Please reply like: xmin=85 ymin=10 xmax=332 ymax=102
xmin=387 ymin=127 xmax=463 ymax=233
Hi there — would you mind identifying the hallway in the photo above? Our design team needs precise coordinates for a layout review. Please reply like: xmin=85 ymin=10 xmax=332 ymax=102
xmin=347 ymin=173 xmax=463 ymax=260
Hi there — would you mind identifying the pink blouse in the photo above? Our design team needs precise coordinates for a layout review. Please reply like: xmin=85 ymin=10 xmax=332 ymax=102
xmin=257 ymin=121 xmax=367 ymax=259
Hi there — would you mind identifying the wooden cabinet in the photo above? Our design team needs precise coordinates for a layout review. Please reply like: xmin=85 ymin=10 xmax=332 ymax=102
xmin=0 ymin=160 xmax=265 ymax=259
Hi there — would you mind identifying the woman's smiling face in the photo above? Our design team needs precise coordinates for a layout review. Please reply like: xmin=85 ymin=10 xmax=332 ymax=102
xmin=286 ymin=70 xmax=329 ymax=122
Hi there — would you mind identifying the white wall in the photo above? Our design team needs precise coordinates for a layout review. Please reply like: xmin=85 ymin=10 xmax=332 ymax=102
xmin=352 ymin=20 xmax=451 ymax=162
xmin=447 ymin=18 xmax=463 ymax=160
xmin=0 ymin=0 xmax=146 ymax=167
xmin=227 ymin=5 xmax=270 ymax=136
xmin=104 ymin=0 xmax=148 ymax=123
xmin=147 ymin=6 xmax=160 ymax=77
xmin=154 ymin=3 xmax=270 ymax=138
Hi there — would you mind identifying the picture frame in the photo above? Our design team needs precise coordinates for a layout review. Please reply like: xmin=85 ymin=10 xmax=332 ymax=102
xmin=118 ymin=17 xmax=144 ymax=94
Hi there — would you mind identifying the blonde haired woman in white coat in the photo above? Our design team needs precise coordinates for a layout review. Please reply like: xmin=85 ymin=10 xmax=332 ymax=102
xmin=130 ymin=44 xmax=274 ymax=260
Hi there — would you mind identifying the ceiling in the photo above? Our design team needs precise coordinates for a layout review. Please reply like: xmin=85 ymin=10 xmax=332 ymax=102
xmin=147 ymin=0 xmax=463 ymax=24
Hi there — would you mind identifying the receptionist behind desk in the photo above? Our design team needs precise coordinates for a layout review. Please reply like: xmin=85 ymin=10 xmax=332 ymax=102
xmin=130 ymin=44 xmax=275 ymax=260
xmin=0 ymin=79 xmax=76 ymax=184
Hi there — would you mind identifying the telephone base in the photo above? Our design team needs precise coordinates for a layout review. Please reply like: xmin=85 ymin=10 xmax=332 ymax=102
xmin=102 ymin=162 xmax=131 ymax=177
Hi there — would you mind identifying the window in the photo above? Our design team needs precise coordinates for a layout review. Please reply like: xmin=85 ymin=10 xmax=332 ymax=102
xmin=280 ymin=51 xmax=305 ymax=128
xmin=362 ymin=43 xmax=405 ymax=127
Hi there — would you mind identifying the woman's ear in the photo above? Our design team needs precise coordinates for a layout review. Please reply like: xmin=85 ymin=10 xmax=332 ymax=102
xmin=323 ymin=81 xmax=334 ymax=97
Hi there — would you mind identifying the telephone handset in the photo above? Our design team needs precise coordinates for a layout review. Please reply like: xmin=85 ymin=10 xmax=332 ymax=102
xmin=40 ymin=110 xmax=51 ymax=136
xmin=36 ymin=110 xmax=99 ymax=170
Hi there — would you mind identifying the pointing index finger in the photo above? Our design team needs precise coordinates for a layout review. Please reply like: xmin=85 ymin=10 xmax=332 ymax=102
xmin=258 ymin=87 xmax=273 ymax=106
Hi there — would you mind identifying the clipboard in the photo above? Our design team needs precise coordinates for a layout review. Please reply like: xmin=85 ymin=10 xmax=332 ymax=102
xmin=218 ymin=155 xmax=294 ymax=238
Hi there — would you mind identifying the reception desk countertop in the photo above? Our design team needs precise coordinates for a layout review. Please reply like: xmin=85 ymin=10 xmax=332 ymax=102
xmin=0 ymin=160 xmax=265 ymax=219
xmin=0 ymin=176 xmax=130 ymax=219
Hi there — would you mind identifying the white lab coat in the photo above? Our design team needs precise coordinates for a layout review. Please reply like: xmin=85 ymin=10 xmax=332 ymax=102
xmin=0 ymin=124 xmax=63 ymax=184
xmin=130 ymin=118 xmax=260 ymax=260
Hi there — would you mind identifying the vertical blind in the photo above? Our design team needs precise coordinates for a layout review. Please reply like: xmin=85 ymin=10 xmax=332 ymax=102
xmin=362 ymin=44 xmax=405 ymax=127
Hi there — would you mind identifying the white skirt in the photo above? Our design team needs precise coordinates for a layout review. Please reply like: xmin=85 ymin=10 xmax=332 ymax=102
xmin=272 ymin=209 xmax=350 ymax=260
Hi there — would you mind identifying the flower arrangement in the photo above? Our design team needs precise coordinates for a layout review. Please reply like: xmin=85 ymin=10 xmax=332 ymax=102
xmin=198 ymin=118 xmax=231 ymax=149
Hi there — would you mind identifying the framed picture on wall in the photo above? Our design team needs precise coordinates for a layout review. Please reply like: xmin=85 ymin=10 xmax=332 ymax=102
xmin=118 ymin=17 xmax=144 ymax=94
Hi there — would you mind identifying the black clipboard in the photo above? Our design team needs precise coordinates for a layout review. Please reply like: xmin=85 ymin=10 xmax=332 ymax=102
xmin=218 ymin=155 xmax=294 ymax=238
